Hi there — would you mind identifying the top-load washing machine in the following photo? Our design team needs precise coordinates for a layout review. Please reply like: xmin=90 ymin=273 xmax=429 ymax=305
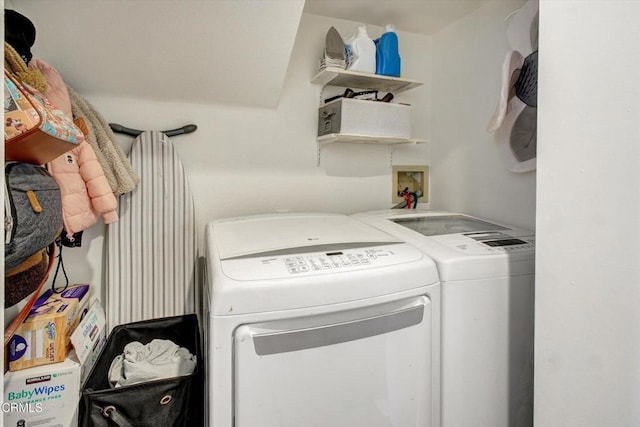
xmin=204 ymin=213 xmax=441 ymax=427
xmin=353 ymin=210 xmax=535 ymax=427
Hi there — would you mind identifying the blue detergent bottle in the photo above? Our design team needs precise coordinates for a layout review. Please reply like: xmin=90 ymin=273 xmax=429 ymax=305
xmin=375 ymin=24 xmax=401 ymax=77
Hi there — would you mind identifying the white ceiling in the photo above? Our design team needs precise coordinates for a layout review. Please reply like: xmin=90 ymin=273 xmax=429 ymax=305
xmin=303 ymin=0 xmax=492 ymax=35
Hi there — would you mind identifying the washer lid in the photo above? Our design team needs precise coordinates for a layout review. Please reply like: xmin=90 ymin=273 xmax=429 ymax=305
xmin=353 ymin=210 xmax=535 ymax=280
xmin=211 ymin=213 xmax=400 ymax=260
xmin=390 ymin=214 xmax=508 ymax=237
xmin=354 ymin=210 xmax=510 ymax=237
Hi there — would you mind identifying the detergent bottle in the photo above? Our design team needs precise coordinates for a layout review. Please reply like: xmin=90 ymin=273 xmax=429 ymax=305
xmin=345 ymin=25 xmax=376 ymax=73
xmin=375 ymin=24 xmax=401 ymax=77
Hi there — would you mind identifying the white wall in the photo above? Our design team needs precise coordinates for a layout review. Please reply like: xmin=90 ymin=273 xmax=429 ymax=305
xmin=11 ymin=0 xmax=305 ymax=108
xmin=4 ymin=8 xmax=432 ymax=309
xmin=430 ymin=0 xmax=536 ymax=230
xmin=535 ymin=1 xmax=640 ymax=426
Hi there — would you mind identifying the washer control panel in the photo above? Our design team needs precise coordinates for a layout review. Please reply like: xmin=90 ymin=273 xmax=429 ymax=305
xmin=466 ymin=232 xmax=535 ymax=253
xmin=220 ymin=244 xmax=422 ymax=281
xmin=283 ymin=249 xmax=384 ymax=274
xmin=434 ymin=231 xmax=535 ymax=255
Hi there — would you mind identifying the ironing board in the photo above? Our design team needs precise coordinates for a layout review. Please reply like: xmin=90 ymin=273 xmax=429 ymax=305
xmin=106 ymin=131 xmax=197 ymax=331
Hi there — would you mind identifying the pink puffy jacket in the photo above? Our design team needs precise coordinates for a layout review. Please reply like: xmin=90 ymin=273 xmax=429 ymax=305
xmin=48 ymin=141 xmax=118 ymax=239
xmin=30 ymin=58 xmax=118 ymax=240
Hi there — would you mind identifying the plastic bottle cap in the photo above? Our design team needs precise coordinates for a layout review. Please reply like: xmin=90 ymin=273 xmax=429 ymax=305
xmin=385 ymin=24 xmax=395 ymax=32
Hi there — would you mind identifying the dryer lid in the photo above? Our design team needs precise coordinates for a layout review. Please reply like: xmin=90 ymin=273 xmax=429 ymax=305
xmin=210 ymin=213 xmax=400 ymax=260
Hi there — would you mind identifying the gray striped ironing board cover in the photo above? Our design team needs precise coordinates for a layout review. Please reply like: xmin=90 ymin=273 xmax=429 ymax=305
xmin=106 ymin=131 xmax=197 ymax=331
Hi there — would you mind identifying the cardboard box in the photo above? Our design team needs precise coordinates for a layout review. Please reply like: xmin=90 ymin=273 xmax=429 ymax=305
xmin=70 ymin=300 xmax=107 ymax=386
xmin=317 ymin=98 xmax=411 ymax=138
xmin=3 ymin=357 xmax=81 ymax=427
xmin=8 ymin=284 xmax=90 ymax=371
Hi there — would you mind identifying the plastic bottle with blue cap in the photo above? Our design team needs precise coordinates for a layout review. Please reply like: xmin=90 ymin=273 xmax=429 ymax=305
xmin=375 ymin=24 xmax=401 ymax=77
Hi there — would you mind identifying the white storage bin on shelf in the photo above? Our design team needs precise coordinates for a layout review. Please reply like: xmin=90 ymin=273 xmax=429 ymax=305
xmin=318 ymin=98 xmax=411 ymax=139
xmin=311 ymin=67 xmax=427 ymax=156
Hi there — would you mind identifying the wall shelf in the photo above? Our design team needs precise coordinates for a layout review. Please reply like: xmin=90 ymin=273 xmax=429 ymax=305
xmin=315 ymin=134 xmax=428 ymax=167
xmin=311 ymin=67 xmax=423 ymax=93
xmin=317 ymin=133 xmax=428 ymax=145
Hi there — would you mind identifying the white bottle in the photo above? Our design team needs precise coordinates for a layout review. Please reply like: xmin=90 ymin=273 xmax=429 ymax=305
xmin=345 ymin=25 xmax=376 ymax=73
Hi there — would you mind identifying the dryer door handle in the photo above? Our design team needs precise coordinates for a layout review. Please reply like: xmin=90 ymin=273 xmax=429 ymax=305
xmin=251 ymin=302 xmax=425 ymax=356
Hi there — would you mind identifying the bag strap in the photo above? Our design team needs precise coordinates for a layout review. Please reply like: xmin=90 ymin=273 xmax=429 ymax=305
xmin=101 ymin=405 xmax=133 ymax=427
xmin=51 ymin=238 xmax=69 ymax=293
xmin=3 ymin=242 xmax=56 ymax=347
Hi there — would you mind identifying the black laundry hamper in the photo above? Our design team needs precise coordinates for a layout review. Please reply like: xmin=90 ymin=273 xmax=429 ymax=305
xmin=79 ymin=314 xmax=204 ymax=427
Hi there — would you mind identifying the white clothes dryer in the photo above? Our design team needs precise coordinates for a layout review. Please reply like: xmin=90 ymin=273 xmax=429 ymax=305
xmin=204 ymin=213 xmax=441 ymax=427
xmin=353 ymin=210 xmax=535 ymax=427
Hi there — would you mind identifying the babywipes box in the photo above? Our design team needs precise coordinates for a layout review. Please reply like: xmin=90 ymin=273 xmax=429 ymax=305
xmin=70 ymin=300 xmax=107 ymax=385
xmin=8 ymin=284 xmax=91 ymax=371
xmin=3 ymin=357 xmax=81 ymax=427
xmin=317 ymin=98 xmax=411 ymax=138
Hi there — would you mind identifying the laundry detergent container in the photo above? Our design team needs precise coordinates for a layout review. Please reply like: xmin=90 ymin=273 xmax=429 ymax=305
xmin=79 ymin=314 xmax=204 ymax=427
xmin=318 ymin=98 xmax=411 ymax=138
